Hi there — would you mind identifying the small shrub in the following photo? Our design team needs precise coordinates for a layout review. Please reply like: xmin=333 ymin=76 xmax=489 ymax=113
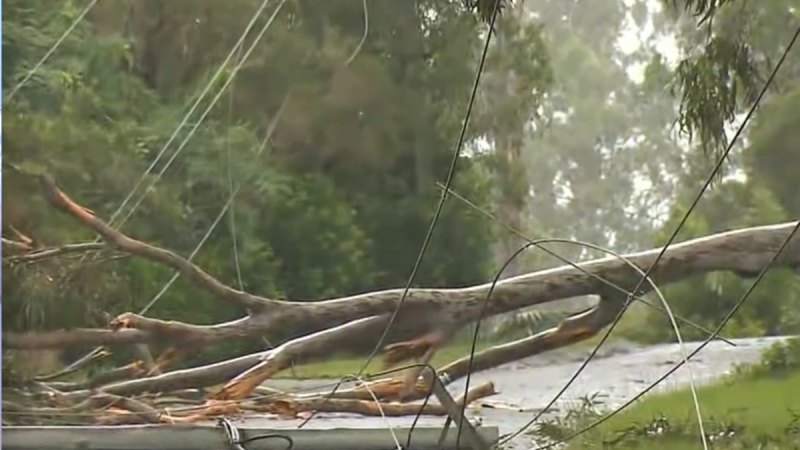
xmin=734 ymin=336 xmax=800 ymax=378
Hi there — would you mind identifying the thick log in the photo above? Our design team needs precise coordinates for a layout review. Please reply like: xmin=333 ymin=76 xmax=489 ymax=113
xmin=437 ymin=292 xmax=626 ymax=383
xmin=5 ymin=178 xmax=800 ymax=403
xmin=6 ymin=220 xmax=799 ymax=351
xmin=254 ymin=381 xmax=497 ymax=418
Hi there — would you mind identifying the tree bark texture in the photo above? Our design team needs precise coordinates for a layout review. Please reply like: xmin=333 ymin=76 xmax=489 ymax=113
xmin=4 ymin=176 xmax=800 ymax=419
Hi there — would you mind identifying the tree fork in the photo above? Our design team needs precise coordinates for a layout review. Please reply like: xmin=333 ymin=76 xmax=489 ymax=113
xmin=5 ymin=177 xmax=800 ymax=404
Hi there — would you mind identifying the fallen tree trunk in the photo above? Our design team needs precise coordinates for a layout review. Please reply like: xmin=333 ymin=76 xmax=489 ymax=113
xmin=4 ymin=176 xmax=800 ymax=405
xmin=5 ymin=177 xmax=799 ymax=353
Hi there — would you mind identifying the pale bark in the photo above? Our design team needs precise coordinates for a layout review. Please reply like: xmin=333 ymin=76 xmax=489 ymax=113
xmin=4 ymin=176 xmax=800 ymax=413
xmin=7 ymin=180 xmax=798 ymax=353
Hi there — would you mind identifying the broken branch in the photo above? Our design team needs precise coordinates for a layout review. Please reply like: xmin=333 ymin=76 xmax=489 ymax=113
xmin=39 ymin=175 xmax=273 ymax=312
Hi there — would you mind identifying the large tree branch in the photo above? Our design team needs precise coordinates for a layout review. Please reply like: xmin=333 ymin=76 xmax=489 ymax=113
xmin=437 ymin=292 xmax=626 ymax=384
xmin=7 ymin=179 xmax=800 ymax=404
xmin=6 ymin=220 xmax=799 ymax=352
xmin=4 ymin=316 xmax=253 ymax=349
xmin=38 ymin=175 xmax=273 ymax=312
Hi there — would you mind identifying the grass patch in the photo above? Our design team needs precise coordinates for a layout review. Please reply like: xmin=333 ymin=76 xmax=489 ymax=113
xmin=273 ymin=339 xmax=496 ymax=379
xmin=532 ymin=338 xmax=800 ymax=449
xmin=567 ymin=373 xmax=800 ymax=449
xmin=273 ymin=325 xmax=638 ymax=379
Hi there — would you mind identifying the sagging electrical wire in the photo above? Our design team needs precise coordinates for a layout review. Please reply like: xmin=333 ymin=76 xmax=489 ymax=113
xmin=527 ymin=219 xmax=800 ymax=450
xmin=226 ymin=43 xmax=247 ymax=294
xmin=133 ymin=93 xmax=287 ymax=312
xmin=345 ymin=0 xmax=369 ymax=66
xmin=112 ymin=0 xmax=288 ymax=232
xmin=219 ymin=417 xmax=294 ymax=450
xmin=437 ymin=182 xmax=736 ymax=347
xmin=344 ymin=374 xmax=403 ymax=450
xmin=5 ymin=0 xmax=100 ymax=102
xmin=105 ymin=0 xmax=281 ymax=229
xmin=494 ymin=22 xmax=800 ymax=448
xmin=298 ymin=0 xmax=502 ymax=430
xmin=49 ymin=0 xmax=287 ymax=376
xmin=49 ymin=94 xmax=290 ymax=378
xmin=455 ymin=236 xmax=707 ymax=450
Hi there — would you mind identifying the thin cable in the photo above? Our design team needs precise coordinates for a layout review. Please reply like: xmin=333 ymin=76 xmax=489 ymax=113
xmin=113 ymin=0 xmax=287 ymax=231
xmin=496 ymin=25 xmax=800 ymax=446
xmin=219 ymin=417 xmax=294 ymax=450
xmin=226 ymin=45 xmax=246 ymax=292
xmin=239 ymin=434 xmax=294 ymax=450
xmin=344 ymin=0 xmax=369 ymax=66
xmin=347 ymin=374 xmax=403 ymax=450
xmin=455 ymin=237 xmax=707 ymax=450
xmin=528 ymin=219 xmax=800 ymax=450
xmin=406 ymin=376 xmax=439 ymax=449
xmin=135 ymin=95 xmax=287 ymax=316
xmin=5 ymin=0 xmax=99 ymax=102
xmin=139 ymin=190 xmax=236 ymax=315
xmin=224 ymin=43 xmax=276 ymax=356
xmin=105 ymin=0 xmax=277 ymax=228
xmin=298 ymin=1 xmax=500 ymax=429
xmin=438 ymin=182 xmax=736 ymax=347
xmin=131 ymin=95 xmax=287 ymax=316
xmin=55 ymin=95 xmax=289 ymax=374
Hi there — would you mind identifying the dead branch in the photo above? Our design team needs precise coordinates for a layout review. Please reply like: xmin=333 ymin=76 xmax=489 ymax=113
xmin=4 ymin=316 xmax=253 ymax=350
xmin=6 ymin=219 xmax=798 ymax=355
xmin=5 ymin=242 xmax=106 ymax=263
xmin=33 ymin=349 xmax=110 ymax=382
xmin=2 ymin=237 xmax=33 ymax=254
xmin=437 ymin=293 xmax=626 ymax=383
xmin=252 ymin=382 xmax=497 ymax=418
xmin=57 ymin=351 xmax=266 ymax=400
xmin=6 ymin=217 xmax=796 ymax=401
xmin=51 ymin=362 xmax=148 ymax=392
xmin=5 ymin=178 xmax=800 ymax=408
xmin=38 ymin=175 xmax=272 ymax=312
xmin=211 ymin=316 xmax=401 ymax=401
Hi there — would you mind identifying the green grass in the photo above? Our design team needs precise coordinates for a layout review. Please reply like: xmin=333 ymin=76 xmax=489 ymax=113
xmin=273 ymin=339 xmax=495 ymax=379
xmin=556 ymin=371 xmax=800 ymax=449
xmin=272 ymin=327 xmax=634 ymax=379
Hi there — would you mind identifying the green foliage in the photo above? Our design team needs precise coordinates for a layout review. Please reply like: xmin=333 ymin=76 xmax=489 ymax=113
xmin=547 ymin=372 xmax=800 ymax=450
xmin=735 ymin=336 xmax=800 ymax=378
xmin=259 ymin=174 xmax=373 ymax=300
xmin=746 ymin=83 xmax=800 ymax=216
xmin=755 ymin=336 xmax=800 ymax=374
xmin=625 ymin=179 xmax=800 ymax=344
xmin=673 ymin=35 xmax=761 ymax=154
xmin=464 ymin=0 xmax=507 ymax=24
xmin=662 ymin=0 xmax=800 ymax=158
xmin=664 ymin=0 xmax=736 ymax=23
xmin=1 ymin=0 xmax=554 ymax=369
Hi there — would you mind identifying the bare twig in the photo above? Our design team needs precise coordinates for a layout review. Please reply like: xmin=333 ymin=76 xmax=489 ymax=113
xmin=39 ymin=174 xmax=273 ymax=312
xmin=6 ymin=242 xmax=106 ymax=263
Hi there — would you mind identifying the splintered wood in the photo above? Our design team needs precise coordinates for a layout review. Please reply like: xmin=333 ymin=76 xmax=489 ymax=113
xmin=4 ymin=176 xmax=800 ymax=425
